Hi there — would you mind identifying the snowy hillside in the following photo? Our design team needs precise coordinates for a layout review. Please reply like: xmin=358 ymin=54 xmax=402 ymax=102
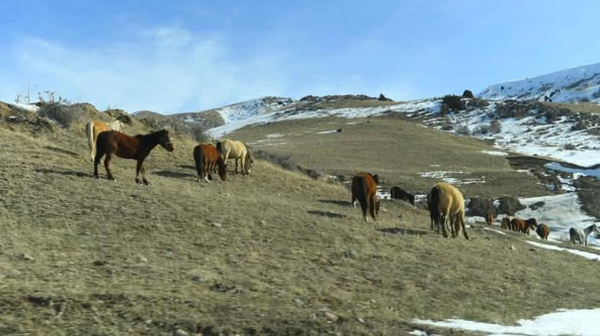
xmin=214 ymin=97 xmax=296 ymax=124
xmin=479 ymin=62 xmax=600 ymax=103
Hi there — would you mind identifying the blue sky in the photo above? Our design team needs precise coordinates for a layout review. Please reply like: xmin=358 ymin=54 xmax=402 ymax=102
xmin=2 ymin=0 xmax=600 ymax=113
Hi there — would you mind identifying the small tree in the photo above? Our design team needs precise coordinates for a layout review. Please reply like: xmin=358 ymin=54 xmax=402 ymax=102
xmin=462 ymin=90 xmax=474 ymax=98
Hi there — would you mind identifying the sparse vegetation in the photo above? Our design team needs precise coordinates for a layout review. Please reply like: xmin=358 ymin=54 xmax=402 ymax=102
xmin=490 ymin=119 xmax=502 ymax=133
xmin=442 ymin=94 xmax=463 ymax=110
xmin=455 ymin=124 xmax=471 ymax=135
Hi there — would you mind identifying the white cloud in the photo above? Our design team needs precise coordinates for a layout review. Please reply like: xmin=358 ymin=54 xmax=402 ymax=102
xmin=2 ymin=28 xmax=289 ymax=113
xmin=0 ymin=26 xmax=418 ymax=113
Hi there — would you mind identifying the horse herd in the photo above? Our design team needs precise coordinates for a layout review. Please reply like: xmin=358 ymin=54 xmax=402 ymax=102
xmin=350 ymin=171 xmax=600 ymax=245
xmin=86 ymin=120 xmax=252 ymax=186
xmin=86 ymin=119 xmax=600 ymax=246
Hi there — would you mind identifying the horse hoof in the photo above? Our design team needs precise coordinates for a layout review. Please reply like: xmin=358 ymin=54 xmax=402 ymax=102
xmin=143 ymin=180 xmax=150 ymax=186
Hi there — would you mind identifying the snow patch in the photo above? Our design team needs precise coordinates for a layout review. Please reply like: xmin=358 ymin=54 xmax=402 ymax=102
xmin=414 ymin=307 xmax=600 ymax=335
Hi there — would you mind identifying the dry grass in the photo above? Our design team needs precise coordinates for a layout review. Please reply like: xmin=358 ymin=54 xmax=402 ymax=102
xmin=234 ymin=115 xmax=549 ymax=198
xmin=543 ymin=101 xmax=600 ymax=114
xmin=2 ymin=119 xmax=600 ymax=336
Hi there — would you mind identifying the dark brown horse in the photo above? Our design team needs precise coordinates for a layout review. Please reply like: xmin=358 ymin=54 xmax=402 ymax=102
xmin=390 ymin=186 xmax=415 ymax=205
xmin=193 ymin=143 xmax=227 ymax=182
xmin=511 ymin=217 xmax=538 ymax=234
xmin=93 ymin=129 xmax=174 ymax=185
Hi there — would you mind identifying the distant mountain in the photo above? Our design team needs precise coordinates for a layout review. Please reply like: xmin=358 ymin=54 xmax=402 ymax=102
xmin=479 ymin=62 xmax=600 ymax=103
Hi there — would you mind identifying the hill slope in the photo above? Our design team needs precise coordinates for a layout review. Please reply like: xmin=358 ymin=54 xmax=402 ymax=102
xmin=479 ymin=62 xmax=600 ymax=103
xmin=2 ymin=115 xmax=600 ymax=335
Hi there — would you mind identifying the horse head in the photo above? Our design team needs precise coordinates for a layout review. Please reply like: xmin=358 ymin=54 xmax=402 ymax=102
xmin=158 ymin=129 xmax=174 ymax=152
xmin=244 ymin=151 xmax=253 ymax=175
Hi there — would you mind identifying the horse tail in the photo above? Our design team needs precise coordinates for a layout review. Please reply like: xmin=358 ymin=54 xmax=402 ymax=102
xmin=86 ymin=121 xmax=95 ymax=162
xmin=193 ymin=145 xmax=203 ymax=180
xmin=216 ymin=141 xmax=223 ymax=154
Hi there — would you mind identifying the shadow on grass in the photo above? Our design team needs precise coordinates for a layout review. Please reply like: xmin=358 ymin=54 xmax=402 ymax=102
xmin=318 ymin=199 xmax=351 ymax=207
xmin=378 ymin=227 xmax=429 ymax=236
xmin=178 ymin=164 xmax=196 ymax=171
xmin=307 ymin=210 xmax=347 ymax=219
xmin=44 ymin=146 xmax=80 ymax=157
xmin=152 ymin=170 xmax=196 ymax=179
xmin=35 ymin=168 xmax=91 ymax=178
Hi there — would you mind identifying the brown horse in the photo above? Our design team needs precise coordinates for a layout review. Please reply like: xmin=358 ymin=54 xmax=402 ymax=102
xmin=500 ymin=216 xmax=511 ymax=230
xmin=511 ymin=218 xmax=538 ymax=234
xmin=93 ymin=129 xmax=174 ymax=185
xmin=216 ymin=139 xmax=253 ymax=175
xmin=485 ymin=211 xmax=495 ymax=226
xmin=86 ymin=120 xmax=124 ymax=161
xmin=351 ymin=172 xmax=380 ymax=222
xmin=429 ymin=182 xmax=469 ymax=239
xmin=536 ymin=223 xmax=550 ymax=240
xmin=193 ymin=143 xmax=227 ymax=182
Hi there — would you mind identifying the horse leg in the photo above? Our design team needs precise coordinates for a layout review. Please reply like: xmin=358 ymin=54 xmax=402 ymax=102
xmin=234 ymin=158 xmax=239 ymax=174
xmin=135 ymin=159 xmax=143 ymax=184
xmin=135 ymin=160 xmax=149 ymax=185
xmin=459 ymin=211 xmax=470 ymax=240
xmin=369 ymin=195 xmax=377 ymax=221
xmin=104 ymin=152 xmax=115 ymax=181
xmin=93 ymin=152 xmax=104 ymax=179
xmin=141 ymin=162 xmax=149 ymax=185
xmin=440 ymin=213 xmax=449 ymax=238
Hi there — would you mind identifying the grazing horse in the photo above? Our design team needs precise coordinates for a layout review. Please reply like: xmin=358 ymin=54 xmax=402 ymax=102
xmin=216 ymin=139 xmax=253 ymax=175
xmin=86 ymin=120 xmax=124 ymax=161
xmin=569 ymin=224 xmax=600 ymax=246
xmin=193 ymin=143 xmax=227 ymax=182
xmin=427 ymin=188 xmax=441 ymax=232
xmin=511 ymin=218 xmax=538 ymax=234
xmin=429 ymin=182 xmax=469 ymax=239
xmin=536 ymin=223 xmax=550 ymax=240
xmin=500 ymin=216 xmax=512 ymax=230
xmin=351 ymin=172 xmax=380 ymax=222
xmin=93 ymin=129 xmax=174 ymax=185
xmin=390 ymin=186 xmax=415 ymax=205
xmin=485 ymin=211 xmax=495 ymax=226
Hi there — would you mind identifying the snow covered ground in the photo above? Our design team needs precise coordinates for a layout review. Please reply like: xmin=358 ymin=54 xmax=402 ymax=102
xmin=514 ymin=193 xmax=599 ymax=245
xmin=479 ymin=61 xmax=600 ymax=103
xmin=413 ymin=307 xmax=600 ymax=336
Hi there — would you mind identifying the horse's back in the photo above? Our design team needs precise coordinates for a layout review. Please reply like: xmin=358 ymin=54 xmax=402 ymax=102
xmin=218 ymin=139 xmax=247 ymax=157
xmin=435 ymin=182 xmax=464 ymax=214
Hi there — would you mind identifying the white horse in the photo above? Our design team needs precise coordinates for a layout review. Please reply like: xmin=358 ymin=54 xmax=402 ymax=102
xmin=216 ymin=139 xmax=253 ymax=175
xmin=569 ymin=224 xmax=600 ymax=246
xmin=86 ymin=120 xmax=124 ymax=161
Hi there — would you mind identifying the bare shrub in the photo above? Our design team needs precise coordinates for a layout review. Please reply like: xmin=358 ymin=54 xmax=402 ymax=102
xmin=253 ymin=150 xmax=299 ymax=172
xmin=37 ymin=103 xmax=86 ymax=127
xmin=473 ymin=124 xmax=491 ymax=135
xmin=571 ymin=120 xmax=587 ymax=131
xmin=490 ymin=119 xmax=502 ymax=133
xmin=563 ymin=143 xmax=577 ymax=150
xmin=442 ymin=95 xmax=463 ymax=110
xmin=455 ymin=124 xmax=470 ymax=135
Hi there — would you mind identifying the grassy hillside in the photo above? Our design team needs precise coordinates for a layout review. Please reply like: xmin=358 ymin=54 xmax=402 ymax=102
xmin=1 ymin=115 xmax=600 ymax=335
xmin=231 ymin=114 xmax=550 ymax=199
